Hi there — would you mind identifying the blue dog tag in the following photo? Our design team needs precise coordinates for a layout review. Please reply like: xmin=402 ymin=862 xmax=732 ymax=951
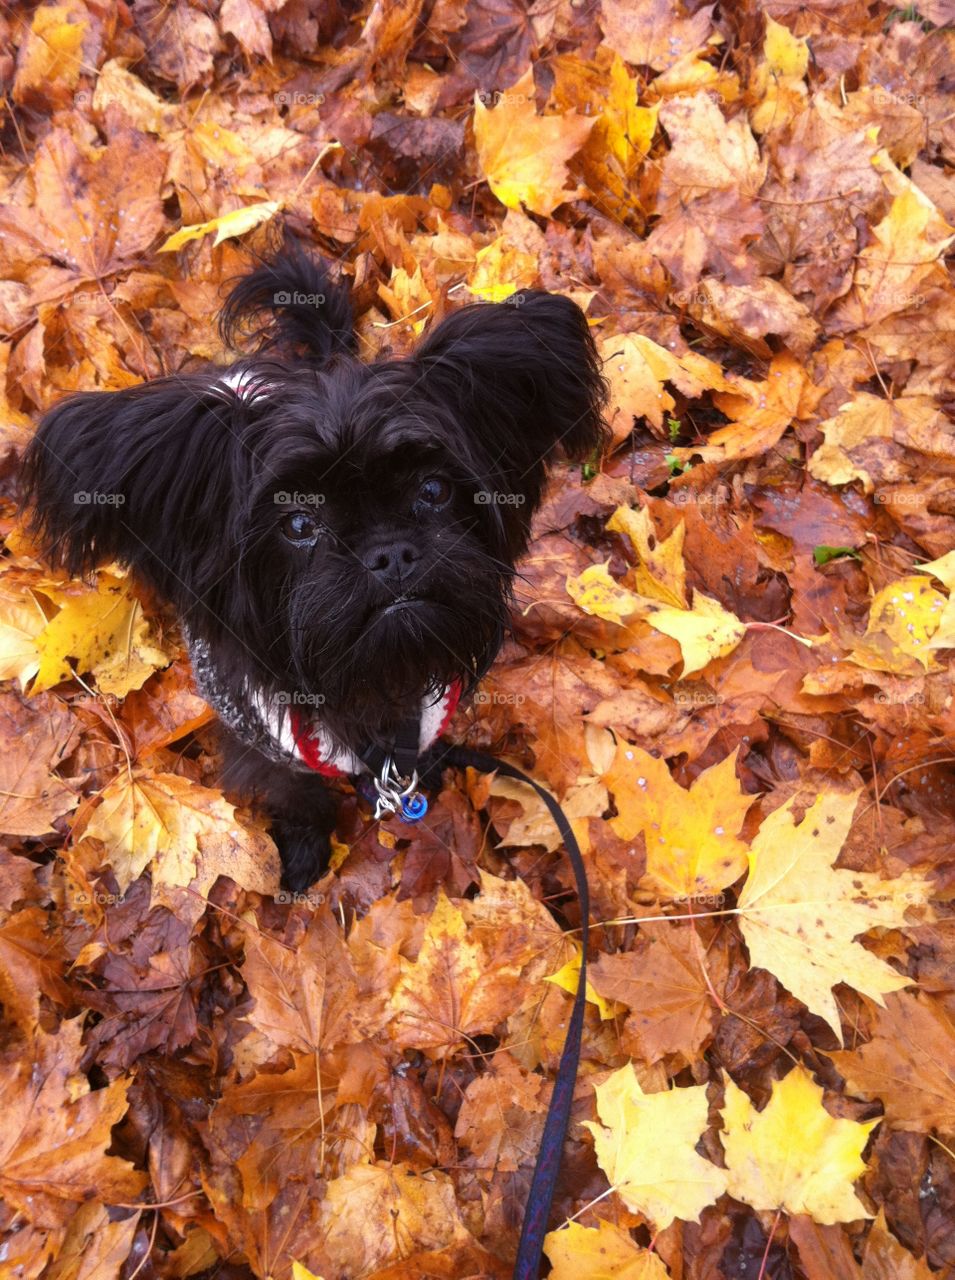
xmin=400 ymin=792 xmax=428 ymax=822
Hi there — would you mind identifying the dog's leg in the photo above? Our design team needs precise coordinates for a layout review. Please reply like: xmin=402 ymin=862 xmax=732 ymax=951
xmin=219 ymin=736 xmax=339 ymax=892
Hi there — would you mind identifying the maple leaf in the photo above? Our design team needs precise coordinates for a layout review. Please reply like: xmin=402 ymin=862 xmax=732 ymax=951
xmin=589 ymin=923 xmax=727 ymax=1065
xmin=455 ymin=1051 xmax=548 ymax=1175
xmin=544 ymin=945 xmax=617 ymax=1019
xmin=0 ymin=688 xmax=79 ymax=837
xmin=608 ymin=504 xmax=687 ymax=607
xmin=737 ymin=790 xmax=933 ymax=1043
xmin=829 ymin=991 xmax=955 ymax=1133
xmin=566 ymin=562 xmax=746 ymax=676
xmin=30 ymin=570 xmax=173 ymax=697
xmin=545 ymin=1219 xmax=669 ymax=1279
xmin=599 ymin=0 xmax=714 ymax=72
xmin=750 ymin=16 xmax=810 ymax=134
xmin=79 ymin=767 xmax=279 ymax=901
xmin=390 ymin=891 xmax=520 ymax=1056
xmin=473 ymin=68 xmax=594 ymax=217
xmin=582 ymin=1062 xmax=728 ymax=1228
xmin=320 ymin=1162 xmax=470 ymax=1275
xmin=847 ymin=575 xmax=948 ymax=674
xmin=0 ymin=906 xmax=71 ymax=1033
xmin=720 ymin=1066 xmax=877 ymax=1223
xmin=0 ymin=1018 xmax=146 ymax=1226
xmin=0 ymin=574 xmax=47 ymax=688
xmin=604 ymin=741 xmax=753 ymax=898
xmin=597 ymin=331 xmax=733 ymax=437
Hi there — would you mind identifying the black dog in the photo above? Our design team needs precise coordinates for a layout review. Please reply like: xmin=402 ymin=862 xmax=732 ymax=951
xmin=20 ymin=240 xmax=608 ymax=889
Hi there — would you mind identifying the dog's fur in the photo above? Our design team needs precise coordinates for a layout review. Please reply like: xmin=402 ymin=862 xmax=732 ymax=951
xmin=20 ymin=241 xmax=608 ymax=888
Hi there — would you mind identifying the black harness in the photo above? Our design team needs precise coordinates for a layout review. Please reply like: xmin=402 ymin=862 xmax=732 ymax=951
xmin=356 ymin=719 xmax=589 ymax=1280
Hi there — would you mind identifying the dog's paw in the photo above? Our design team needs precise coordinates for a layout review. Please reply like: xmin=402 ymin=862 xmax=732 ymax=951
xmin=274 ymin=821 xmax=332 ymax=892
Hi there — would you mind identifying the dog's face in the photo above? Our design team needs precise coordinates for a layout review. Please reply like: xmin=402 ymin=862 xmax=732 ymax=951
xmin=20 ymin=254 xmax=607 ymax=748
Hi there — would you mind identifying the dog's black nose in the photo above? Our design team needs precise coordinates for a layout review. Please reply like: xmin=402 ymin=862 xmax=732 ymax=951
xmin=363 ymin=540 xmax=420 ymax=580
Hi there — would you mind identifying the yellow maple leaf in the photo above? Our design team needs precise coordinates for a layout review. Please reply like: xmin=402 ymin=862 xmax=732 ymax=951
xmin=582 ymin=1062 xmax=727 ymax=1228
xmin=545 ymin=1219 xmax=669 ymax=1280
xmin=676 ymin=351 xmax=818 ymax=463
xmin=544 ymin=945 xmax=617 ymax=1020
xmin=751 ymin=17 xmax=810 ymax=133
xmin=292 ymin=1264 xmax=326 ymax=1280
xmin=566 ymin=564 xmax=745 ymax=675
xmin=604 ymin=742 xmax=752 ymax=898
xmin=643 ymin=590 xmax=746 ymax=677
xmin=473 ymin=69 xmax=595 ymax=216
xmin=81 ymin=768 xmax=279 ymax=899
xmin=0 ymin=579 xmax=47 ymax=688
xmin=13 ymin=5 xmax=86 ymax=100
xmin=31 ymin=572 xmax=172 ymax=696
xmin=920 ymin=551 xmax=955 ymax=649
xmin=807 ymin=393 xmax=895 ymax=491
xmin=608 ymin=505 xmax=687 ymax=608
xmin=849 ymin=575 xmax=947 ymax=674
xmin=737 ymin=790 xmax=933 ymax=1042
xmin=160 ymin=200 xmax=282 ymax=252
xmin=721 ymin=1066 xmax=878 ymax=1222
xmin=598 ymin=332 xmax=732 ymax=438
xmin=377 ymin=263 xmax=433 ymax=334
xmin=466 ymin=236 xmax=539 ymax=302
xmin=566 ymin=561 xmax=642 ymax=624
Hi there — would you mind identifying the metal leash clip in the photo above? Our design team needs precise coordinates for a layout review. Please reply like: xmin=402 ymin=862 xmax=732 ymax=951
xmin=371 ymin=756 xmax=428 ymax=823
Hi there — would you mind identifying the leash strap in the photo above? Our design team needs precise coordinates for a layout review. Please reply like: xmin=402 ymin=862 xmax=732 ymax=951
xmin=439 ymin=745 xmax=590 ymax=1280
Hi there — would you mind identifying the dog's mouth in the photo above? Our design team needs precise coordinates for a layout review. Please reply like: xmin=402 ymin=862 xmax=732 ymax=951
xmin=378 ymin=592 xmax=432 ymax=617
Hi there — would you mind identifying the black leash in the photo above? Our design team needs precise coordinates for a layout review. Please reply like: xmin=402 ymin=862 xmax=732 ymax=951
xmin=434 ymin=744 xmax=590 ymax=1280
xmin=357 ymin=722 xmax=590 ymax=1278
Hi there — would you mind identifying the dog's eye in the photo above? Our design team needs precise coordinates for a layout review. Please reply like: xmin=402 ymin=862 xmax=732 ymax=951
xmin=416 ymin=476 xmax=452 ymax=510
xmin=281 ymin=510 xmax=321 ymax=544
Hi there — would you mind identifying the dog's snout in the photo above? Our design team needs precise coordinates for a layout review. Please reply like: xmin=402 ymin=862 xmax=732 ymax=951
xmin=363 ymin=540 xmax=420 ymax=579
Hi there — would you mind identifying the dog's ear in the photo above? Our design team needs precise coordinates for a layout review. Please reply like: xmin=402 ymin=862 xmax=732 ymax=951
xmin=412 ymin=290 xmax=609 ymax=475
xmin=219 ymin=238 xmax=355 ymax=368
xmin=19 ymin=373 xmax=255 ymax=612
